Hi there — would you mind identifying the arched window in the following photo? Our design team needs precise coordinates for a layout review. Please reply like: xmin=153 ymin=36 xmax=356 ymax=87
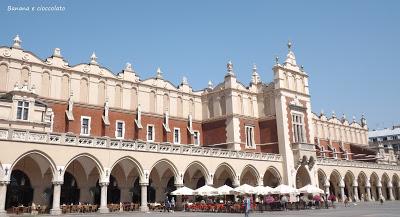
xmin=21 ymin=68 xmax=29 ymax=84
xmin=115 ymin=85 xmax=122 ymax=108
xmin=0 ymin=64 xmax=8 ymax=91
xmin=248 ymin=96 xmax=254 ymax=116
xmin=98 ymin=81 xmax=105 ymax=105
xmin=163 ymin=93 xmax=169 ymax=112
xmin=80 ymin=78 xmax=89 ymax=103
xmin=41 ymin=72 xmax=50 ymax=97
xmin=177 ymin=96 xmax=183 ymax=117
xmin=61 ymin=74 xmax=70 ymax=100
xmin=149 ymin=91 xmax=156 ymax=113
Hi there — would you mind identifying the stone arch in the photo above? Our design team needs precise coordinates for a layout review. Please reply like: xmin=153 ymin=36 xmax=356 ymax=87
xmin=63 ymin=153 xmax=104 ymax=204
xmin=184 ymin=161 xmax=209 ymax=189
xmin=6 ymin=151 xmax=56 ymax=209
xmin=357 ymin=171 xmax=368 ymax=201
xmin=20 ymin=66 xmax=30 ymax=84
xmin=213 ymin=163 xmax=236 ymax=187
xmin=110 ymin=156 xmax=144 ymax=203
xmin=263 ymin=166 xmax=281 ymax=187
xmin=80 ymin=77 xmax=89 ymax=103
xmin=240 ymin=164 xmax=260 ymax=186
xmin=317 ymin=169 xmax=327 ymax=191
xmin=115 ymin=84 xmax=122 ymax=108
xmin=381 ymin=173 xmax=391 ymax=200
xmin=61 ymin=73 xmax=70 ymax=100
xmin=64 ymin=153 xmax=104 ymax=177
xmin=163 ymin=93 xmax=169 ymax=112
xmin=295 ymin=165 xmax=311 ymax=188
xmin=392 ymin=174 xmax=400 ymax=200
xmin=149 ymin=159 xmax=179 ymax=202
xmin=329 ymin=170 xmax=342 ymax=198
xmin=370 ymin=172 xmax=379 ymax=201
xmin=10 ymin=150 xmax=57 ymax=179
xmin=344 ymin=170 xmax=355 ymax=200
xmin=98 ymin=80 xmax=106 ymax=105
xmin=41 ymin=71 xmax=51 ymax=97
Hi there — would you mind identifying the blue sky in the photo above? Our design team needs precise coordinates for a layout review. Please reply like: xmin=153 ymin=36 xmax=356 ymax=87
xmin=1 ymin=0 xmax=399 ymax=130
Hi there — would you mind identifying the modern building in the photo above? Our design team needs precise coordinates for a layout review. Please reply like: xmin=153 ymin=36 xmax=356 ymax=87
xmin=0 ymin=35 xmax=399 ymax=215
xmin=369 ymin=126 xmax=400 ymax=163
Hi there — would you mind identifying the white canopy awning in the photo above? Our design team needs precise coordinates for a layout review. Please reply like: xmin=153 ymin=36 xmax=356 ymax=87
xmin=253 ymin=185 xmax=273 ymax=195
xmin=233 ymin=184 xmax=256 ymax=194
xmin=194 ymin=185 xmax=218 ymax=196
xmin=170 ymin=186 xmax=194 ymax=195
xmin=298 ymin=184 xmax=324 ymax=194
xmin=217 ymin=185 xmax=234 ymax=195
xmin=271 ymin=184 xmax=299 ymax=195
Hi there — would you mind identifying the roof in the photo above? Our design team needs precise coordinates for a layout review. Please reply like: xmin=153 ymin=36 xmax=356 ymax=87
xmin=368 ymin=127 xmax=400 ymax=138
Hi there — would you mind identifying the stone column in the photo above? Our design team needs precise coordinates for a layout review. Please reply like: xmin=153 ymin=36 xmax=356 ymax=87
xmin=365 ymin=186 xmax=372 ymax=201
xmin=339 ymin=179 xmax=345 ymax=202
xmin=50 ymin=182 xmax=62 ymax=215
xmin=397 ymin=186 xmax=400 ymax=200
xmin=387 ymin=182 xmax=394 ymax=201
xmin=324 ymin=180 xmax=330 ymax=196
xmin=99 ymin=182 xmax=109 ymax=213
xmin=0 ymin=182 xmax=9 ymax=215
xmin=377 ymin=182 xmax=383 ymax=201
xmin=139 ymin=183 xmax=149 ymax=212
xmin=353 ymin=181 xmax=359 ymax=202
xmin=175 ymin=184 xmax=183 ymax=211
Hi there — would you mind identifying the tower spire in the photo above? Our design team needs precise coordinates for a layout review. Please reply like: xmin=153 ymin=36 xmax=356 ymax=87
xmin=251 ymin=63 xmax=261 ymax=84
xmin=284 ymin=40 xmax=297 ymax=66
xmin=90 ymin=52 xmax=98 ymax=65
xmin=226 ymin=60 xmax=234 ymax=76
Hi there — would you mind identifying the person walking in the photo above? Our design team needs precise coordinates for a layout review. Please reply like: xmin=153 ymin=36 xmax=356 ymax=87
xmin=164 ymin=196 xmax=170 ymax=212
xmin=281 ymin=195 xmax=288 ymax=211
xmin=170 ymin=197 xmax=175 ymax=212
xmin=244 ymin=194 xmax=251 ymax=217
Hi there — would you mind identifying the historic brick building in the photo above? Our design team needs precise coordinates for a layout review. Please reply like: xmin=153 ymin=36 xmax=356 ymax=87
xmin=0 ymin=35 xmax=399 ymax=215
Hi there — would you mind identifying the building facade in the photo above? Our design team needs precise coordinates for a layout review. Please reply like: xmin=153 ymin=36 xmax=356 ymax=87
xmin=0 ymin=35 xmax=399 ymax=215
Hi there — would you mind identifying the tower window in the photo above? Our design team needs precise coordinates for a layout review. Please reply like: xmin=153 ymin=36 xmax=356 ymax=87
xmin=16 ymin=101 xmax=29 ymax=120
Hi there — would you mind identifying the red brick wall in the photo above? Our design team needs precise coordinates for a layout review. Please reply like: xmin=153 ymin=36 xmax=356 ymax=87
xmin=259 ymin=119 xmax=279 ymax=154
xmin=202 ymin=119 xmax=227 ymax=145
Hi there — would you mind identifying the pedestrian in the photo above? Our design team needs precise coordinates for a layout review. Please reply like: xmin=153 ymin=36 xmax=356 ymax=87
xmin=344 ymin=196 xmax=349 ymax=207
xmin=170 ymin=197 xmax=175 ymax=212
xmin=379 ymin=195 xmax=384 ymax=205
xmin=244 ymin=194 xmax=251 ymax=217
xmin=281 ymin=195 xmax=288 ymax=211
xmin=164 ymin=195 xmax=170 ymax=212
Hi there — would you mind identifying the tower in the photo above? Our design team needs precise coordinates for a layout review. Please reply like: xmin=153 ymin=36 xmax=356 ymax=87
xmin=273 ymin=42 xmax=316 ymax=188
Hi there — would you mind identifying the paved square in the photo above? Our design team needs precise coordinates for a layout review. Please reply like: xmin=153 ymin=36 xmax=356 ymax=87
xmin=52 ymin=201 xmax=400 ymax=217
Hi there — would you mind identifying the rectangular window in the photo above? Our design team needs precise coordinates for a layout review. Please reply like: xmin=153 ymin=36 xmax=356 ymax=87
xmin=16 ymin=101 xmax=29 ymax=120
xmin=147 ymin=125 xmax=155 ymax=142
xmin=115 ymin=121 xmax=125 ymax=139
xmin=81 ymin=116 xmax=91 ymax=136
xmin=320 ymin=146 xmax=325 ymax=158
xmin=333 ymin=148 xmax=338 ymax=159
xmin=292 ymin=113 xmax=305 ymax=143
xmin=174 ymin=128 xmax=181 ymax=144
xmin=245 ymin=126 xmax=255 ymax=148
xmin=193 ymin=131 xmax=200 ymax=145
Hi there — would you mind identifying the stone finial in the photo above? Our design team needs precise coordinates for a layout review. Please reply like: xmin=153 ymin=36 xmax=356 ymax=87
xmin=332 ymin=110 xmax=336 ymax=118
xmin=125 ymin=62 xmax=133 ymax=71
xmin=90 ymin=52 xmax=98 ymax=65
xmin=320 ymin=109 xmax=325 ymax=116
xmin=275 ymin=56 xmax=279 ymax=65
xmin=352 ymin=115 xmax=356 ymax=123
xmin=284 ymin=40 xmax=297 ymax=66
xmin=12 ymin=34 xmax=22 ymax=49
xmin=182 ymin=76 xmax=188 ymax=85
xmin=226 ymin=60 xmax=234 ymax=76
xmin=156 ymin=67 xmax=163 ymax=79
xmin=361 ymin=113 xmax=367 ymax=127
xmin=208 ymin=80 xmax=213 ymax=89
xmin=53 ymin=48 xmax=62 ymax=57
xmin=341 ymin=113 xmax=347 ymax=122
xmin=251 ymin=63 xmax=260 ymax=84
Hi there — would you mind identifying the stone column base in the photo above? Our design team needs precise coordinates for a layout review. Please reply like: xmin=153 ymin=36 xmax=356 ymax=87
xmin=98 ymin=207 xmax=109 ymax=213
xmin=0 ymin=211 xmax=7 ymax=217
xmin=50 ymin=208 xmax=62 ymax=215
xmin=140 ymin=205 xmax=149 ymax=212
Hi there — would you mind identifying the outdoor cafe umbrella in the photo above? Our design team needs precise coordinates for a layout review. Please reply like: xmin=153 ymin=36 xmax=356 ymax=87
xmin=193 ymin=185 xmax=218 ymax=196
xmin=233 ymin=184 xmax=257 ymax=194
xmin=217 ymin=185 xmax=234 ymax=195
xmin=298 ymin=184 xmax=324 ymax=194
xmin=254 ymin=185 xmax=273 ymax=195
xmin=170 ymin=186 xmax=194 ymax=195
xmin=271 ymin=184 xmax=299 ymax=195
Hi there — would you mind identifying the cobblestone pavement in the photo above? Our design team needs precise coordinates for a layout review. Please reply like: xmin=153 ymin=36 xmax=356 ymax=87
xmin=42 ymin=201 xmax=400 ymax=217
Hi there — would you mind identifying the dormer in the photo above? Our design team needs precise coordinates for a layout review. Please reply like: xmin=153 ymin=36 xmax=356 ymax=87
xmin=0 ymin=82 xmax=53 ymax=132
